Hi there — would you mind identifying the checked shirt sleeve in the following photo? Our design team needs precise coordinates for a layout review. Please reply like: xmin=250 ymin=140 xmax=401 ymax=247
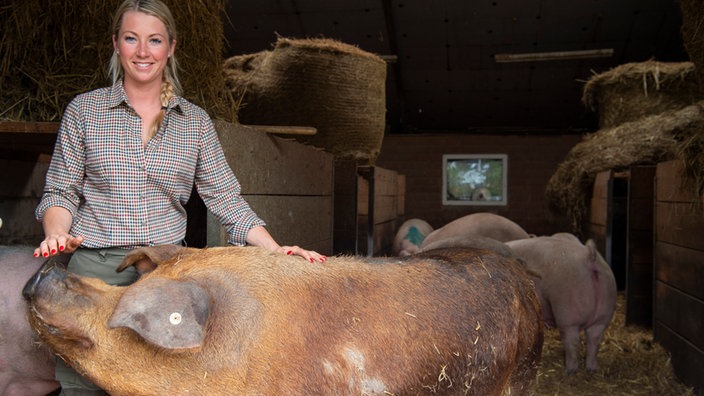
xmin=194 ymin=116 xmax=265 ymax=245
xmin=35 ymin=97 xmax=86 ymax=222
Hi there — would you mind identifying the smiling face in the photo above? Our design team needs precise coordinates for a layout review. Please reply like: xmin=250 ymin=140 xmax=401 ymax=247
xmin=113 ymin=10 xmax=175 ymax=90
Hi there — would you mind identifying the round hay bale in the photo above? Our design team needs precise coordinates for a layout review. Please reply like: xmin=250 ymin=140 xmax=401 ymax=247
xmin=582 ymin=60 xmax=702 ymax=128
xmin=680 ymin=0 xmax=704 ymax=94
xmin=546 ymin=102 xmax=704 ymax=234
xmin=224 ymin=37 xmax=387 ymax=164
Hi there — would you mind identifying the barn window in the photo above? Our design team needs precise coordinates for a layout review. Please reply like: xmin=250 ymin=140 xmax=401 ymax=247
xmin=442 ymin=154 xmax=508 ymax=206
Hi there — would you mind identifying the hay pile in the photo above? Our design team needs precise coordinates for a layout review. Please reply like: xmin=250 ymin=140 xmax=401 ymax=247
xmin=547 ymin=58 xmax=704 ymax=234
xmin=0 ymin=0 xmax=234 ymax=122
xmin=546 ymin=102 xmax=703 ymax=233
xmin=223 ymin=37 xmax=387 ymax=164
xmin=530 ymin=293 xmax=695 ymax=395
xmin=680 ymin=0 xmax=704 ymax=93
xmin=581 ymin=60 xmax=701 ymax=128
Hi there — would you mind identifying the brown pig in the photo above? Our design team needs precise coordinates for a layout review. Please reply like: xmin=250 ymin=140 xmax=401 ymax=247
xmin=24 ymin=246 xmax=543 ymax=395
xmin=506 ymin=235 xmax=617 ymax=374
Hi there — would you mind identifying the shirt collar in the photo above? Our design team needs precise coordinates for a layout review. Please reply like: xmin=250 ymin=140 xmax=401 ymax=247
xmin=108 ymin=79 xmax=185 ymax=114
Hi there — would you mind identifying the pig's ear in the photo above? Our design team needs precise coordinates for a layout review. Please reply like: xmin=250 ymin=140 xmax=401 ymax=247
xmin=117 ymin=245 xmax=193 ymax=275
xmin=108 ymin=277 xmax=210 ymax=350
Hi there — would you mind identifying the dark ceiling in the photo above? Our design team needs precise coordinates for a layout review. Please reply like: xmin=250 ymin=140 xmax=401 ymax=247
xmin=222 ymin=1 xmax=688 ymax=134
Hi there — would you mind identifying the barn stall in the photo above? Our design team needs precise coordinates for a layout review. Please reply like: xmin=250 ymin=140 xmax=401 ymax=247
xmin=544 ymin=56 xmax=704 ymax=393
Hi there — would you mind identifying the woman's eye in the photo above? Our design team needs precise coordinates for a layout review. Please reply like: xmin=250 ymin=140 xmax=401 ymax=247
xmin=124 ymin=36 xmax=136 ymax=43
xmin=150 ymin=38 xmax=163 ymax=45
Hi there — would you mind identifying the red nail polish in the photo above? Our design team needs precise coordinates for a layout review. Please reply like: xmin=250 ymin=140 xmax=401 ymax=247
xmin=51 ymin=249 xmax=56 ymax=254
xmin=309 ymin=258 xmax=314 ymax=263
xmin=287 ymin=251 xmax=292 ymax=255
xmin=43 ymin=252 xmax=49 ymax=257
xmin=59 ymin=245 xmax=65 ymax=251
xmin=34 ymin=252 xmax=39 ymax=258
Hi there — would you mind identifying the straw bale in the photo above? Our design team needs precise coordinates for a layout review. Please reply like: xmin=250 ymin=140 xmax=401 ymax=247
xmin=582 ymin=60 xmax=702 ymax=128
xmin=530 ymin=293 xmax=696 ymax=395
xmin=680 ymin=0 xmax=704 ymax=93
xmin=546 ymin=102 xmax=704 ymax=234
xmin=223 ymin=37 xmax=387 ymax=164
xmin=0 ymin=0 xmax=233 ymax=122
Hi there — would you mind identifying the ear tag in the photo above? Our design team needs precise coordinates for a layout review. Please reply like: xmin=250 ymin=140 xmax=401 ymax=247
xmin=169 ymin=312 xmax=182 ymax=325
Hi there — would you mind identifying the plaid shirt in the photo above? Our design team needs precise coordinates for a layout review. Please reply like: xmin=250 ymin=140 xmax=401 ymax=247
xmin=36 ymin=81 xmax=265 ymax=249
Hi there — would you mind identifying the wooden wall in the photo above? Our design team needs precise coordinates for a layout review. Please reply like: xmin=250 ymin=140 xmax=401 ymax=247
xmin=654 ymin=160 xmax=704 ymax=394
xmin=588 ymin=170 xmax=628 ymax=291
xmin=588 ymin=167 xmax=655 ymax=325
xmin=588 ymin=170 xmax=611 ymax=255
xmin=204 ymin=121 xmax=334 ymax=255
xmin=356 ymin=166 xmax=404 ymax=256
xmin=374 ymin=133 xmax=582 ymax=236
xmin=0 ymin=122 xmax=58 ymax=245
xmin=333 ymin=161 xmax=405 ymax=256
xmin=626 ymin=165 xmax=655 ymax=327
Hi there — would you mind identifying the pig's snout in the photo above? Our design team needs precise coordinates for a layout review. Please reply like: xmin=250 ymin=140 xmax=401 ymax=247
xmin=23 ymin=254 xmax=71 ymax=301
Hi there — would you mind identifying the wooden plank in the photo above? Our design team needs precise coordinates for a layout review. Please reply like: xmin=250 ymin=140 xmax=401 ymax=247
xmin=0 ymin=121 xmax=60 ymax=133
xmin=629 ymin=165 xmax=656 ymax=199
xmin=625 ymin=253 xmax=653 ymax=326
xmin=654 ymin=281 xmax=704 ymax=352
xmin=207 ymin=195 xmax=333 ymax=255
xmin=373 ymin=195 xmax=398 ymax=224
xmin=627 ymin=229 xmax=653 ymax=263
xmin=654 ymin=202 xmax=704 ymax=250
xmin=593 ymin=170 xmax=612 ymax=199
xmin=654 ymin=241 xmax=704 ymax=301
xmin=357 ymin=219 xmax=396 ymax=256
xmin=214 ymin=120 xmax=333 ymax=196
xmin=0 ymin=198 xmax=44 ymax=245
xmin=373 ymin=167 xmax=398 ymax=196
xmin=0 ymin=157 xmax=50 ymax=198
xmin=653 ymin=321 xmax=704 ymax=394
xmin=397 ymin=174 xmax=406 ymax=216
xmin=357 ymin=175 xmax=369 ymax=215
xmin=333 ymin=160 xmax=361 ymax=256
xmin=656 ymin=160 xmax=698 ymax=203
xmin=589 ymin=197 xmax=608 ymax=226
xmin=625 ymin=165 xmax=655 ymax=327
xmin=245 ymin=124 xmax=317 ymax=136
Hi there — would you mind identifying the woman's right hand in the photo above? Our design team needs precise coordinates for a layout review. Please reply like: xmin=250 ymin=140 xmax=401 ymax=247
xmin=34 ymin=233 xmax=84 ymax=258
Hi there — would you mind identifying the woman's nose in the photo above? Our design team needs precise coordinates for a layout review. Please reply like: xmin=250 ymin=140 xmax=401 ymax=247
xmin=136 ymin=42 xmax=148 ymax=57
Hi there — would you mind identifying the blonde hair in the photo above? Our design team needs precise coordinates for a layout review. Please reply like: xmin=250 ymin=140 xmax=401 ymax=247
xmin=109 ymin=0 xmax=182 ymax=139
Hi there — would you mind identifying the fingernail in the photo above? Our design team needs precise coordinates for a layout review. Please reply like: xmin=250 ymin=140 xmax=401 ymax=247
xmin=34 ymin=252 xmax=39 ymax=258
xmin=51 ymin=249 xmax=56 ymax=254
xmin=287 ymin=251 xmax=292 ymax=255
xmin=43 ymin=252 xmax=49 ymax=257
xmin=309 ymin=258 xmax=314 ymax=263
xmin=59 ymin=245 xmax=65 ymax=251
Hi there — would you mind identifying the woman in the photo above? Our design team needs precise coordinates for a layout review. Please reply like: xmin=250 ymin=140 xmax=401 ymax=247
xmin=34 ymin=1 xmax=325 ymax=394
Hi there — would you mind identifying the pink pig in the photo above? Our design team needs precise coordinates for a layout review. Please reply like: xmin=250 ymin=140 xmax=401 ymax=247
xmin=506 ymin=234 xmax=617 ymax=374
